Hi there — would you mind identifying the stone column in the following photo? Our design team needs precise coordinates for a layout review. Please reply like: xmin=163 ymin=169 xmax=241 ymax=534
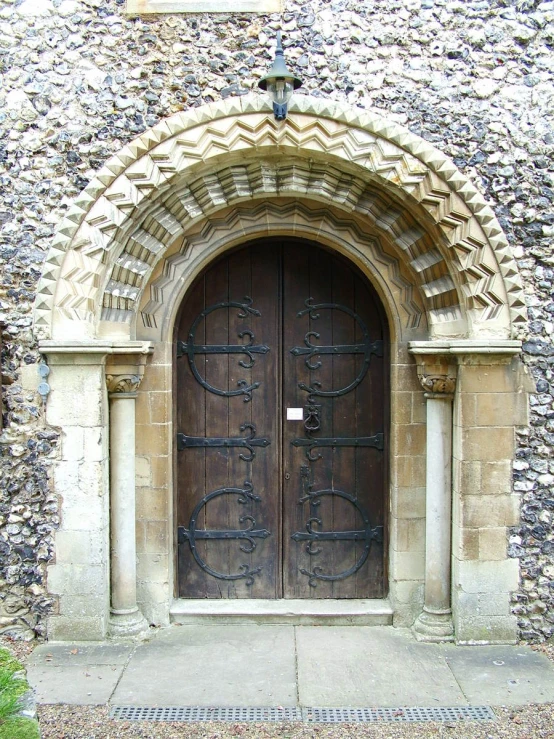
xmin=106 ymin=359 xmax=148 ymax=637
xmin=412 ymin=365 xmax=456 ymax=642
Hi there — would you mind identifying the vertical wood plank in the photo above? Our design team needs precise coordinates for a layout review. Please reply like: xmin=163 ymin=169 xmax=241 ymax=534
xmin=330 ymin=254 xmax=357 ymax=598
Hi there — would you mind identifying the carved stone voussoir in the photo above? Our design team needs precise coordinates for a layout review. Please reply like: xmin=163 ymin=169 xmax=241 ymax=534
xmin=417 ymin=373 xmax=456 ymax=395
xmin=34 ymin=97 xmax=525 ymax=340
xmin=106 ymin=373 xmax=142 ymax=395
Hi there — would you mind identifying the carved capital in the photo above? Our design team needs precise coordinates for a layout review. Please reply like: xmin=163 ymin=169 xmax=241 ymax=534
xmin=417 ymin=373 xmax=456 ymax=395
xmin=106 ymin=373 xmax=142 ymax=395
xmin=105 ymin=353 xmax=148 ymax=396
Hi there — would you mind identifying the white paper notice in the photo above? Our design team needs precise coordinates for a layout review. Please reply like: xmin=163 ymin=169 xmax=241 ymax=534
xmin=287 ymin=408 xmax=304 ymax=421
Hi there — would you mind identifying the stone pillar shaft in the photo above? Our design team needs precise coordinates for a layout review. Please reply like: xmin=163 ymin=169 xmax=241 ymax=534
xmin=423 ymin=393 xmax=452 ymax=612
xmin=109 ymin=393 xmax=139 ymax=614
xmin=413 ymin=370 xmax=455 ymax=642
xmin=106 ymin=365 xmax=148 ymax=637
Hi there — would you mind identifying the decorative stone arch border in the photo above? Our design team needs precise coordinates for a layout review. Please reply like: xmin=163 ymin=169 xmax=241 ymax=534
xmin=140 ymin=198 xmax=427 ymax=343
xmin=34 ymin=95 xmax=525 ymax=342
xmin=37 ymin=96 xmax=531 ymax=644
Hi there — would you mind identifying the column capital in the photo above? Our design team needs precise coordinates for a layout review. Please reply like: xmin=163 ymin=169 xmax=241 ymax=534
xmin=106 ymin=372 xmax=143 ymax=396
xmin=416 ymin=371 xmax=456 ymax=397
xmin=409 ymin=351 xmax=457 ymax=398
xmin=105 ymin=352 xmax=150 ymax=398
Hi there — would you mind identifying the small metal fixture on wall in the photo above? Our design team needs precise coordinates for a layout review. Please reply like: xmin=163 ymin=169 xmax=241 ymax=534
xmin=258 ymin=31 xmax=302 ymax=121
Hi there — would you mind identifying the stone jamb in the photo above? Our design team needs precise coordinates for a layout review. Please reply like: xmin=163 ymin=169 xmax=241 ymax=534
xmin=106 ymin=354 xmax=151 ymax=637
xmin=410 ymin=340 xmax=526 ymax=644
xmin=39 ymin=341 xmax=153 ymax=640
xmin=411 ymin=354 xmax=456 ymax=642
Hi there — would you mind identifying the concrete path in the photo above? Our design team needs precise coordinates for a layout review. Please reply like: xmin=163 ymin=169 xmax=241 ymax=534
xmin=26 ymin=625 xmax=554 ymax=708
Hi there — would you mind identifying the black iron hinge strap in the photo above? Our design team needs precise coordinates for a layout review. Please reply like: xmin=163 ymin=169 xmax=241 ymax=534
xmin=176 ymin=423 xmax=270 ymax=461
xmin=177 ymin=434 xmax=270 ymax=450
xmin=177 ymin=341 xmax=270 ymax=358
xmin=291 ymin=340 xmax=383 ymax=357
xmin=179 ymin=526 xmax=271 ymax=543
xmin=292 ymin=432 xmax=384 ymax=450
xmin=291 ymin=527 xmax=383 ymax=543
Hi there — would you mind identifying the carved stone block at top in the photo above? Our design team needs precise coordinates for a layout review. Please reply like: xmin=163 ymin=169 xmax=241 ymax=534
xmin=126 ymin=0 xmax=282 ymax=13
xmin=106 ymin=373 xmax=142 ymax=394
xmin=417 ymin=373 xmax=456 ymax=395
xmin=106 ymin=354 xmax=149 ymax=395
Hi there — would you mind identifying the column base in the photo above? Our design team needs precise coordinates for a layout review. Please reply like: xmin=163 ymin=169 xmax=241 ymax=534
xmin=108 ymin=607 xmax=149 ymax=638
xmin=412 ymin=607 xmax=454 ymax=643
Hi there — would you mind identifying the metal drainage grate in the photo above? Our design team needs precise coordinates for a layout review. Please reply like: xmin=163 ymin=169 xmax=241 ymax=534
xmin=111 ymin=706 xmax=303 ymax=722
xmin=303 ymin=706 xmax=496 ymax=723
xmin=110 ymin=705 xmax=496 ymax=723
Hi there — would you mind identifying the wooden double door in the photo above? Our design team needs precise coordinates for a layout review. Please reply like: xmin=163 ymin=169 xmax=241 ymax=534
xmin=176 ymin=239 xmax=387 ymax=599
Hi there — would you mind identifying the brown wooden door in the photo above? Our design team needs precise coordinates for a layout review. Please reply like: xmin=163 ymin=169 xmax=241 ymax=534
xmin=176 ymin=239 xmax=387 ymax=599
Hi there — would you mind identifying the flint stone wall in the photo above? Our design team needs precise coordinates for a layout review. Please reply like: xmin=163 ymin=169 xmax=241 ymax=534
xmin=1 ymin=0 xmax=553 ymax=641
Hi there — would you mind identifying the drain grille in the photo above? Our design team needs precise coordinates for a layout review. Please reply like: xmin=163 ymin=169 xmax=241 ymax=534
xmin=110 ymin=705 xmax=496 ymax=723
xmin=111 ymin=706 xmax=302 ymax=722
xmin=303 ymin=706 xmax=496 ymax=722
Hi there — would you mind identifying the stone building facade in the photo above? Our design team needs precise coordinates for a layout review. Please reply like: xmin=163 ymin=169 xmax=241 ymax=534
xmin=0 ymin=0 xmax=553 ymax=643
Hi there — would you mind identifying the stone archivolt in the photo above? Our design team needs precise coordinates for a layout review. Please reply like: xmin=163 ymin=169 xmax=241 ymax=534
xmin=138 ymin=199 xmax=426 ymax=337
xmin=33 ymin=96 xmax=526 ymax=339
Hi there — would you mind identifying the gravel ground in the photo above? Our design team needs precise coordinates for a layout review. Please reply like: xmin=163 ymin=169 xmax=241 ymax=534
xmin=2 ymin=636 xmax=554 ymax=739
xmin=34 ymin=704 xmax=554 ymax=739
xmin=0 ymin=635 xmax=36 ymax=663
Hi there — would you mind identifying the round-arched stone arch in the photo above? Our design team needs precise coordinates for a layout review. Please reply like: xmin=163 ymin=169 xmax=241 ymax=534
xmin=139 ymin=198 xmax=427 ymax=345
xmin=37 ymin=96 xmax=530 ymax=646
xmin=34 ymin=95 xmax=525 ymax=342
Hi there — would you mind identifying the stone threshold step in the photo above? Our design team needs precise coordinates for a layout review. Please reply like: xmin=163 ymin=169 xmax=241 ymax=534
xmin=170 ymin=598 xmax=393 ymax=625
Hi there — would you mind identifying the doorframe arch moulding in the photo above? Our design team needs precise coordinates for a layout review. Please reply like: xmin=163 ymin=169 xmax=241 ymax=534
xmin=34 ymin=94 xmax=526 ymax=342
xmin=35 ymin=96 xmax=532 ymax=644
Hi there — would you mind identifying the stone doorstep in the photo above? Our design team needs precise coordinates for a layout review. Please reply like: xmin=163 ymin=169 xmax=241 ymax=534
xmin=169 ymin=598 xmax=393 ymax=625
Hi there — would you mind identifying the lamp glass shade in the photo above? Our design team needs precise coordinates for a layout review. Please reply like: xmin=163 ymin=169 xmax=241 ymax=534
xmin=267 ymin=78 xmax=295 ymax=106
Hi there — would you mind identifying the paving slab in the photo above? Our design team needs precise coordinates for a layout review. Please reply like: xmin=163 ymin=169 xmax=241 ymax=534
xmin=28 ymin=641 xmax=133 ymax=666
xmin=27 ymin=642 xmax=134 ymax=705
xmin=25 ymin=626 xmax=554 ymax=710
xmin=446 ymin=646 xmax=554 ymax=706
xmin=111 ymin=624 xmax=297 ymax=707
xmin=296 ymin=626 xmax=467 ymax=707
xmin=27 ymin=664 xmax=124 ymax=705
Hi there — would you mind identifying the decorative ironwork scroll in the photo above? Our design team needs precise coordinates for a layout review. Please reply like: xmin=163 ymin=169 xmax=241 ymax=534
xmin=292 ymin=432 xmax=384 ymax=461
xmin=291 ymin=467 xmax=382 ymax=587
xmin=290 ymin=298 xmax=383 ymax=398
xmin=178 ymin=297 xmax=269 ymax=402
xmin=177 ymin=423 xmax=270 ymax=462
xmin=178 ymin=482 xmax=271 ymax=585
xmin=303 ymin=404 xmax=321 ymax=433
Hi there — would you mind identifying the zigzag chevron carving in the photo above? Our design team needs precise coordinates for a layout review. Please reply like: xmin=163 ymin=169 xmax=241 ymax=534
xmin=135 ymin=201 xmax=425 ymax=332
xmin=33 ymin=95 xmax=526 ymax=339
xmin=99 ymin=163 xmax=460 ymax=321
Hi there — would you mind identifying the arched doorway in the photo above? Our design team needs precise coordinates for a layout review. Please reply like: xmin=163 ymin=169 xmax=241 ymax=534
xmin=175 ymin=238 xmax=389 ymax=599
xmin=36 ymin=96 xmax=529 ymax=643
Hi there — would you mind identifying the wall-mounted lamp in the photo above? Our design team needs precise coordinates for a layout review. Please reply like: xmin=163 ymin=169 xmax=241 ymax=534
xmin=258 ymin=31 xmax=302 ymax=121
